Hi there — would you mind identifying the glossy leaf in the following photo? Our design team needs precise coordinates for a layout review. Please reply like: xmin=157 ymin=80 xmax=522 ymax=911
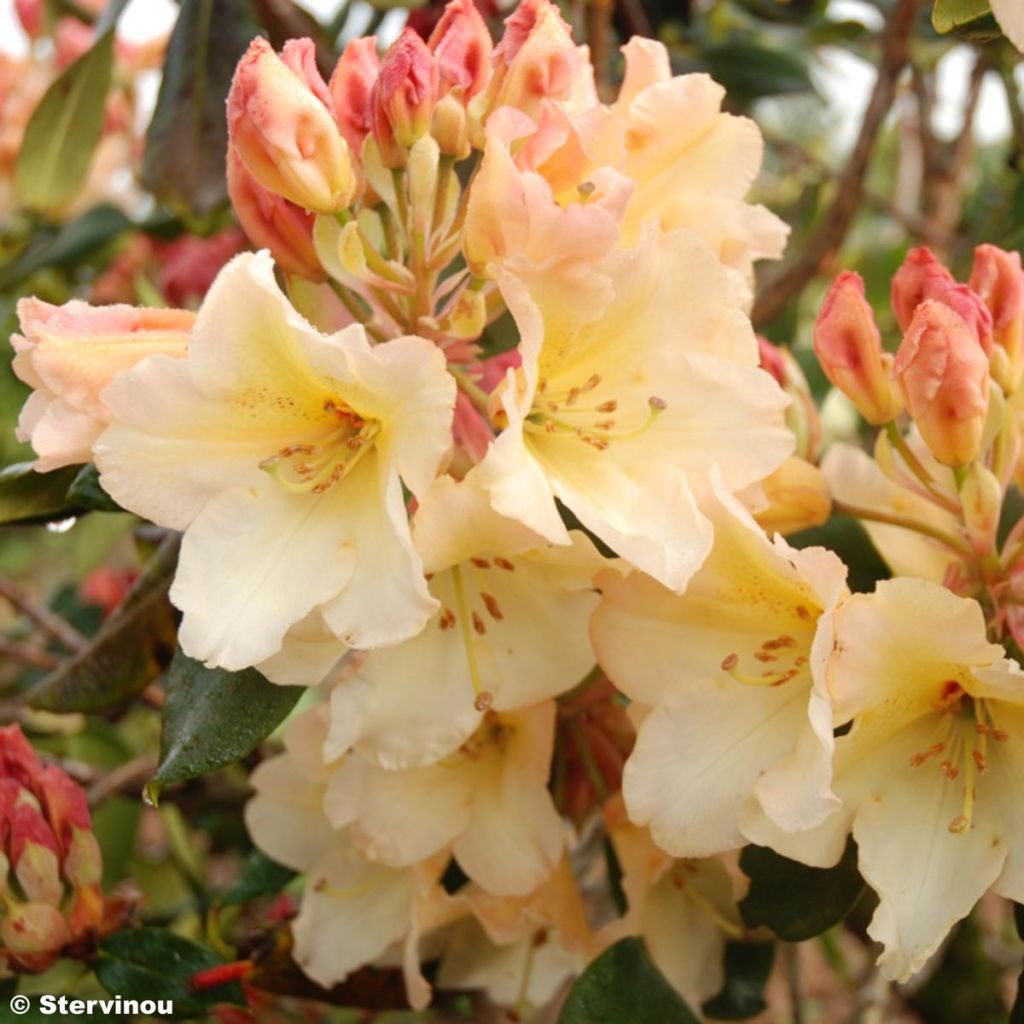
xmin=26 ymin=537 xmax=179 ymax=712
xmin=0 ymin=463 xmax=81 ymax=527
xmin=14 ymin=29 xmax=116 ymax=212
xmin=150 ymin=650 xmax=303 ymax=789
xmin=739 ymin=840 xmax=864 ymax=942
xmin=67 ymin=463 xmax=123 ymax=514
xmin=932 ymin=0 xmax=992 ymax=33
xmin=558 ymin=938 xmax=700 ymax=1024
xmin=142 ymin=0 xmax=262 ymax=214
xmin=222 ymin=848 xmax=296 ymax=905
xmin=702 ymin=942 xmax=775 ymax=1021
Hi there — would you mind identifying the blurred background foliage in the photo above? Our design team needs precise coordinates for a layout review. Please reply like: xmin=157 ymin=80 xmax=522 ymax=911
xmin=0 ymin=0 xmax=1023 ymax=1020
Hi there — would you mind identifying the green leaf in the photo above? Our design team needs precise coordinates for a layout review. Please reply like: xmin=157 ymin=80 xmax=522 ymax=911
xmin=702 ymin=942 xmax=775 ymax=1021
xmin=67 ymin=464 xmax=123 ymax=513
xmin=932 ymin=0 xmax=992 ymax=33
xmin=739 ymin=840 xmax=864 ymax=942
xmin=696 ymin=43 xmax=815 ymax=103
xmin=789 ymin=515 xmax=890 ymax=594
xmin=95 ymin=928 xmax=245 ymax=1016
xmin=222 ymin=848 xmax=296 ymax=905
xmin=151 ymin=650 xmax=303 ymax=789
xmin=14 ymin=29 xmax=116 ymax=212
xmin=0 ymin=463 xmax=81 ymax=527
xmin=26 ymin=537 xmax=179 ymax=713
xmin=92 ymin=796 xmax=142 ymax=888
xmin=558 ymin=938 xmax=700 ymax=1024
xmin=142 ymin=0 xmax=262 ymax=215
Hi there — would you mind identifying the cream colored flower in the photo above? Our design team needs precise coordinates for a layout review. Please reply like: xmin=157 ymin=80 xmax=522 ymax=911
xmin=592 ymin=478 xmax=847 ymax=857
xmin=763 ymin=577 xmax=1024 ymax=981
xmin=479 ymin=228 xmax=792 ymax=594
xmin=993 ymin=0 xmax=1024 ymax=53
xmin=95 ymin=251 xmax=455 ymax=673
xmin=11 ymin=299 xmax=193 ymax=471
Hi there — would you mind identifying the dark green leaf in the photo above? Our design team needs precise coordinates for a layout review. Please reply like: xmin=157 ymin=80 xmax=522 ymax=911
xmin=92 ymin=796 xmax=142 ymax=888
xmin=932 ymin=0 xmax=992 ymax=33
xmin=251 ymin=0 xmax=335 ymax=72
xmin=26 ymin=537 xmax=179 ymax=713
xmin=1014 ymin=904 xmax=1024 ymax=1023
xmin=788 ymin=515 xmax=890 ymax=594
xmin=739 ymin=840 xmax=864 ymax=942
xmin=95 ymin=928 xmax=245 ymax=1016
xmin=702 ymin=942 xmax=775 ymax=1021
xmin=222 ymin=848 xmax=296 ymax=905
xmin=558 ymin=937 xmax=700 ymax=1024
xmin=142 ymin=0 xmax=262 ymax=214
xmin=696 ymin=43 xmax=815 ymax=102
xmin=0 ymin=462 xmax=81 ymax=527
xmin=0 ymin=205 xmax=133 ymax=290
xmin=14 ymin=29 xmax=116 ymax=212
xmin=67 ymin=463 xmax=123 ymax=513
xmin=151 ymin=650 xmax=303 ymax=789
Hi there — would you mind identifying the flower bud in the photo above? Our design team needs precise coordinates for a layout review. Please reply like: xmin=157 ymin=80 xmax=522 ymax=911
xmin=228 ymin=37 xmax=356 ymax=213
xmin=371 ymin=29 xmax=439 ymax=166
xmin=14 ymin=0 xmax=43 ymax=38
xmin=432 ymin=93 xmax=471 ymax=158
xmin=971 ymin=244 xmax=1024 ymax=391
xmin=10 ymin=805 xmax=62 ymax=906
xmin=429 ymin=0 xmax=493 ymax=99
xmin=329 ymin=37 xmax=380 ymax=156
xmin=960 ymin=462 xmax=1002 ymax=557
xmin=226 ymin=148 xmax=325 ymax=282
xmin=752 ymin=456 xmax=832 ymax=536
xmin=894 ymin=300 xmax=991 ymax=467
xmin=813 ymin=271 xmax=902 ymax=425
xmin=891 ymin=247 xmax=956 ymax=332
xmin=2 ymin=901 xmax=69 ymax=973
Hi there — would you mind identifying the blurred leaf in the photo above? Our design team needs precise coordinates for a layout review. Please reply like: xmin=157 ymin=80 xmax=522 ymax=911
xmin=95 ymin=929 xmax=245 ymax=1016
xmin=739 ymin=840 xmax=864 ymax=942
xmin=558 ymin=937 xmax=700 ymax=1024
xmin=0 ymin=205 xmax=133 ymax=290
xmin=14 ymin=28 xmax=117 ymax=212
xmin=251 ymin=0 xmax=335 ymax=72
xmin=932 ymin=0 xmax=992 ymax=33
xmin=92 ymin=796 xmax=142 ymax=889
xmin=222 ymin=848 xmax=296 ymax=905
xmin=0 ymin=463 xmax=80 ymax=527
xmin=788 ymin=515 xmax=890 ymax=593
xmin=67 ymin=464 xmax=123 ymax=514
xmin=696 ymin=43 xmax=815 ymax=102
xmin=26 ymin=537 xmax=179 ymax=712
xmin=151 ymin=651 xmax=303 ymax=789
xmin=702 ymin=942 xmax=775 ymax=1020
xmin=142 ymin=0 xmax=261 ymax=215
xmin=1013 ymin=904 xmax=1024 ymax=1023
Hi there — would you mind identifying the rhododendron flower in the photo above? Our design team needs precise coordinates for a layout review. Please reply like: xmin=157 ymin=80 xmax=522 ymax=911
xmin=993 ymin=0 xmax=1024 ymax=53
xmin=480 ymin=228 xmax=792 ymax=593
xmin=592 ymin=480 xmax=847 ymax=857
xmin=767 ymin=578 xmax=1024 ymax=981
xmin=94 ymin=251 xmax=455 ymax=672
xmin=317 ymin=470 xmax=601 ymax=760
xmin=11 ymin=299 xmax=194 ymax=471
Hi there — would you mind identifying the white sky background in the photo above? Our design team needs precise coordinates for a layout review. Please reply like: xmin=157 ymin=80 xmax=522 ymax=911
xmin=0 ymin=0 xmax=1018 ymax=149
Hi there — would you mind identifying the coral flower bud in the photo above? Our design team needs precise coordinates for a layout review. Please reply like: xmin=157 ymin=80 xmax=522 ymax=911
xmin=371 ymin=29 xmax=439 ymax=166
xmin=753 ymin=456 xmax=832 ymax=536
xmin=226 ymin=149 xmax=324 ymax=282
xmin=227 ymin=37 xmax=355 ymax=213
xmin=2 ymin=901 xmax=69 ymax=973
xmin=329 ymin=36 xmax=380 ymax=156
xmin=14 ymin=0 xmax=43 ymax=38
xmin=429 ymin=0 xmax=493 ymax=99
xmin=814 ymin=271 xmax=902 ymax=425
xmin=894 ymin=300 xmax=991 ymax=468
xmin=891 ymin=247 xmax=956 ymax=332
xmin=971 ymin=244 xmax=1024 ymax=390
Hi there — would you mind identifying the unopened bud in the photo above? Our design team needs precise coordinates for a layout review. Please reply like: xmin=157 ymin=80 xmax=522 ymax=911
xmin=892 ymin=247 xmax=956 ymax=331
xmin=960 ymin=462 xmax=1002 ymax=556
xmin=227 ymin=149 xmax=325 ymax=282
xmin=432 ymin=93 xmax=471 ymax=158
xmin=445 ymin=286 xmax=487 ymax=341
xmin=329 ymin=36 xmax=380 ymax=156
xmin=752 ymin=457 xmax=832 ymax=536
xmin=894 ymin=300 xmax=991 ymax=467
xmin=372 ymin=29 xmax=439 ymax=166
xmin=12 ymin=818 xmax=62 ymax=907
xmin=429 ymin=0 xmax=493 ymax=99
xmin=2 ymin=900 xmax=69 ymax=972
xmin=813 ymin=271 xmax=902 ymax=425
xmin=971 ymin=244 xmax=1024 ymax=392
xmin=228 ymin=37 xmax=356 ymax=213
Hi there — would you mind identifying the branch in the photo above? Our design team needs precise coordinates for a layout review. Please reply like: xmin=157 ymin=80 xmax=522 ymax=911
xmin=752 ymin=0 xmax=922 ymax=327
xmin=0 ymin=578 xmax=87 ymax=654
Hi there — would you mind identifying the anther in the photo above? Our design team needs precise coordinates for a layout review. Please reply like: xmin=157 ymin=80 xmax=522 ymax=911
xmin=474 ymin=691 xmax=494 ymax=712
xmin=949 ymin=815 xmax=969 ymax=834
xmin=649 ymin=396 xmax=667 ymax=410
xmin=721 ymin=653 xmax=739 ymax=671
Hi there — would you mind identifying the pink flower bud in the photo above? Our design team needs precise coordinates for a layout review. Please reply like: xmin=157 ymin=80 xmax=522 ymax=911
xmin=429 ymin=0 xmax=493 ymax=99
xmin=10 ymin=805 xmax=62 ymax=906
xmin=757 ymin=336 xmax=787 ymax=387
xmin=329 ymin=37 xmax=380 ymax=156
xmin=894 ymin=299 xmax=991 ymax=467
xmin=971 ymin=244 xmax=1024 ymax=385
xmin=156 ymin=229 xmax=247 ymax=308
xmin=891 ymin=247 xmax=956 ymax=332
xmin=227 ymin=37 xmax=356 ymax=213
xmin=36 ymin=766 xmax=90 ymax=856
xmin=372 ymin=29 xmax=439 ymax=164
xmin=813 ymin=271 xmax=902 ymax=425
xmin=0 ymin=726 xmax=43 ymax=790
xmin=227 ymin=148 xmax=325 ymax=282
xmin=14 ymin=0 xmax=42 ymax=38
xmin=753 ymin=457 xmax=832 ymax=536
xmin=2 ymin=901 xmax=69 ymax=972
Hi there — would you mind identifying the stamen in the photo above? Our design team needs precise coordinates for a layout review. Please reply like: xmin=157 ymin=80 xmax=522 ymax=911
xmin=481 ymin=593 xmax=504 ymax=620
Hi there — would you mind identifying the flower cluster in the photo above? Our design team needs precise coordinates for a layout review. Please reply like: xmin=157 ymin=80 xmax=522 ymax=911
xmin=12 ymin=0 xmax=1024 ymax=1012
